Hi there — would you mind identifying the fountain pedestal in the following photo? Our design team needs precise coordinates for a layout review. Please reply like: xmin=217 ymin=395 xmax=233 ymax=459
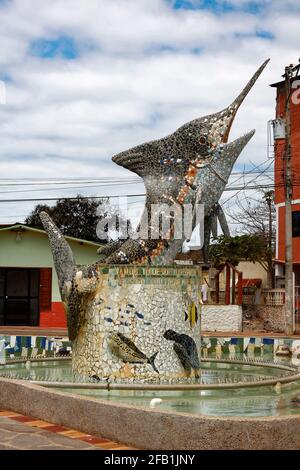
xmin=71 ymin=265 xmax=201 ymax=383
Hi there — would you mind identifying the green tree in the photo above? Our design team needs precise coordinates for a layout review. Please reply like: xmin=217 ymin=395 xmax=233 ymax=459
xmin=25 ymin=195 xmax=131 ymax=243
xmin=209 ymin=234 xmax=269 ymax=271
xmin=224 ymin=190 xmax=275 ymax=287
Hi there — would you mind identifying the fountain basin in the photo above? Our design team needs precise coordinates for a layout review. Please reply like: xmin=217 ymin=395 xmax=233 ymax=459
xmin=1 ymin=375 xmax=300 ymax=450
xmin=1 ymin=333 xmax=300 ymax=448
xmin=1 ymin=357 xmax=300 ymax=418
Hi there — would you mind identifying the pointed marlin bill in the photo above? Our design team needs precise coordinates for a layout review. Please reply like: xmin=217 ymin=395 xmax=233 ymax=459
xmin=106 ymin=59 xmax=270 ymax=265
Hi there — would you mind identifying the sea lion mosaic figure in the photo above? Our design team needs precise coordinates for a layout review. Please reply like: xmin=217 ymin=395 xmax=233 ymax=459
xmin=164 ymin=329 xmax=200 ymax=378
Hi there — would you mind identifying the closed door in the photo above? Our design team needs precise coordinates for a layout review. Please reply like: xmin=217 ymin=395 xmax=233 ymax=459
xmin=0 ymin=268 xmax=39 ymax=326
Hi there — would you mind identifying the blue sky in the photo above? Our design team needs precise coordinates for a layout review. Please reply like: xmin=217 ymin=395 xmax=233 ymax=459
xmin=30 ymin=36 xmax=79 ymax=60
xmin=0 ymin=0 xmax=299 ymax=224
xmin=170 ymin=0 xmax=264 ymax=14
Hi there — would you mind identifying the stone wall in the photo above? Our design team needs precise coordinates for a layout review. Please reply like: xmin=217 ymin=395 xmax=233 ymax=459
xmin=202 ymin=305 xmax=243 ymax=332
xmin=243 ymin=305 xmax=286 ymax=333
xmin=1 ymin=378 xmax=300 ymax=450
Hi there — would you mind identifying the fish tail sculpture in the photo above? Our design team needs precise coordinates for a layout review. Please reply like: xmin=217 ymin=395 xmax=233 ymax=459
xmin=106 ymin=59 xmax=269 ymax=265
xmin=148 ymin=351 xmax=159 ymax=373
xmin=40 ymin=211 xmax=99 ymax=340
xmin=40 ymin=211 xmax=76 ymax=292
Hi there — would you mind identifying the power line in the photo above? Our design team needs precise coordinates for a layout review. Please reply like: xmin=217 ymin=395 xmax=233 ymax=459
xmin=0 ymin=164 xmax=274 ymax=188
xmin=221 ymin=159 xmax=274 ymax=207
xmin=0 ymin=184 xmax=283 ymax=204
xmin=0 ymin=181 xmax=144 ymax=195
xmin=0 ymin=178 xmax=140 ymax=187
xmin=0 ymin=194 xmax=146 ymax=203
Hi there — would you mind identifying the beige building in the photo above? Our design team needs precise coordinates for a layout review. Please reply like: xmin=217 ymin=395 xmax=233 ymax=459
xmin=0 ymin=224 xmax=101 ymax=328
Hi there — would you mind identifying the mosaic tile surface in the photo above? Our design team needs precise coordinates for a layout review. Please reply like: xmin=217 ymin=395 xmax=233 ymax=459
xmin=2 ymin=334 xmax=300 ymax=362
xmin=0 ymin=335 xmax=71 ymax=360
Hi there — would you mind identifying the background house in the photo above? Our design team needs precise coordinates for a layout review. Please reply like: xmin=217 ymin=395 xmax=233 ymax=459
xmin=271 ymin=74 xmax=300 ymax=286
xmin=0 ymin=224 xmax=102 ymax=328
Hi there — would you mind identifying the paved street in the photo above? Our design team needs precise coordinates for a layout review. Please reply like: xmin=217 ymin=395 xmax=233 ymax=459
xmin=0 ymin=411 xmax=136 ymax=450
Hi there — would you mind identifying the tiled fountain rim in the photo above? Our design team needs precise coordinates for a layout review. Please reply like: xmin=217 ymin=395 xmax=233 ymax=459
xmin=0 ymin=375 xmax=298 ymax=423
xmin=1 ymin=333 xmax=299 ymax=365
xmin=1 ymin=357 xmax=300 ymax=390
xmin=0 ymin=377 xmax=300 ymax=450
xmin=1 ymin=328 xmax=300 ymax=339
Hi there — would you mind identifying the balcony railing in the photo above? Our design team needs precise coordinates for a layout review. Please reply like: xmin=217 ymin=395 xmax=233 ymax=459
xmin=263 ymin=289 xmax=285 ymax=306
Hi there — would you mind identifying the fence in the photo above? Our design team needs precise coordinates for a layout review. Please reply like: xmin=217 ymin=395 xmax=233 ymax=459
xmin=263 ymin=289 xmax=285 ymax=306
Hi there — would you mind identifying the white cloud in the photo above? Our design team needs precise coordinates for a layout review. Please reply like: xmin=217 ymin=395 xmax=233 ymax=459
xmin=0 ymin=0 xmax=298 ymax=223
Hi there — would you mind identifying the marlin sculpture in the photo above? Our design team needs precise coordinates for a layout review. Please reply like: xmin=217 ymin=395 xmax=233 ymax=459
xmin=40 ymin=59 xmax=269 ymax=340
xmin=104 ymin=59 xmax=269 ymax=264
xmin=191 ymin=129 xmax=256 ymax=263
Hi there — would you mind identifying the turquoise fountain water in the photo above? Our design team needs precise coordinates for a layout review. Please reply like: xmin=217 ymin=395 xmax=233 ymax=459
xmin=1 ymin=356 xmax=300 ymax=418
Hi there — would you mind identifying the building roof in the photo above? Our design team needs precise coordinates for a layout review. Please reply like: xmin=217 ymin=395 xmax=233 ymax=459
xmin=242 ymin=278 xmax=262 ymax=288
xmin=270 ymin=75 xmax=300 ymax=88
xmin=0 ymin=224 xmax=103 ymax=248
xmin=0 ymin=224 xmax=15 ymax=229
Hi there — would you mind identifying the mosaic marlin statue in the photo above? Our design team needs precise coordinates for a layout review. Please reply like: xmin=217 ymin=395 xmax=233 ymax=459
xmin=40 ymin=59 xmax=269 ymax=341
xmin=192 ymin=128 xmax=255 ymax=262
xmin=105 ymin=59 xmax=269 ymax=265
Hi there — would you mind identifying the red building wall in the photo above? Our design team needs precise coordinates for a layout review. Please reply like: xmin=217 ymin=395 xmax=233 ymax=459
xmin=40 ymin=302 xmax=67 ymax=328
xmin=38 ymin=268 xmax=67 ymax=328
xmin=274 ymin=78 xmax=300 ymax=263
xmin=277 ymin=204 xmax=300 ymax=263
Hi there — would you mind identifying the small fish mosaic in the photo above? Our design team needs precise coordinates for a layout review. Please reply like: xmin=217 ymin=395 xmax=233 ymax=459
xmin=184 ymin=302 xmax=198 ymax=329
xmin=101 ymin=302 xmax=152 ymax=329
xmin=108 ymin=333 xmax=159 ymax=373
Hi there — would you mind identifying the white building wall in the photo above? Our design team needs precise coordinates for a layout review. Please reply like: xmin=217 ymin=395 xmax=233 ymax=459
xmin=202 ymin=305 xmax=243 ymax=332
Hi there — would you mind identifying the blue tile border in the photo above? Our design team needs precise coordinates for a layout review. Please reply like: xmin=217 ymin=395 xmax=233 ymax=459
xmin=0 ymin=335 xmax=71 ymax=359
xmin=1 ymin=333 xmax=299 ymax=360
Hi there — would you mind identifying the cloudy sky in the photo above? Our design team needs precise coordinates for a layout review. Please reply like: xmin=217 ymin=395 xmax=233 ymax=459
xmin=0 ymin=0 xmax=299 ymax=224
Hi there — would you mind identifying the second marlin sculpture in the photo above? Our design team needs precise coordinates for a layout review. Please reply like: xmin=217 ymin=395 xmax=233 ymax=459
xmin=103 ymin=59 xmax=269 ymax=265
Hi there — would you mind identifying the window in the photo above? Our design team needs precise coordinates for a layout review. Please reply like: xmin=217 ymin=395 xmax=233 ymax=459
xmin=0 ymin=268 xmax=40 ymax=326
xmin=292 ymin=211 xmax=300 ymax=237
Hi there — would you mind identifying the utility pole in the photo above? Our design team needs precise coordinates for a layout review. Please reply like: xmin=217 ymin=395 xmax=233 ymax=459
xmin=264 ymin=190 xmax=274 ymax=289
xmin=284 ymin=65 xmax=294 ymax=335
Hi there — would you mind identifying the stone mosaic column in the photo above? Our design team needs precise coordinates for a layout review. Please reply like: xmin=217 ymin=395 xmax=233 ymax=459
xmin=72 ymin=265 xmax=202 ymax=383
